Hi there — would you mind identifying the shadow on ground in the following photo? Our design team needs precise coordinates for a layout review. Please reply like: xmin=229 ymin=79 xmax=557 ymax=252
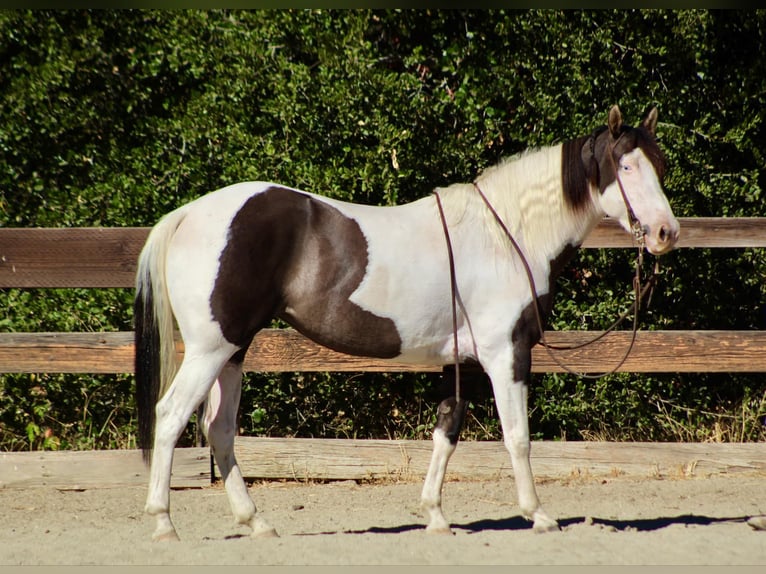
xmin=297 ymin=514 xmax=750 ymax=536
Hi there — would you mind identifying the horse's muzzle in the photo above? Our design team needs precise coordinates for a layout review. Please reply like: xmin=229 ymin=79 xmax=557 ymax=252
xmin=645 ymin=217 xmax=681 ymax=255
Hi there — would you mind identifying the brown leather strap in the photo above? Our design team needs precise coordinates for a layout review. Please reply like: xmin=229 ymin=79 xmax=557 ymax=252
xmin=433 ymin=190 xmax=461 ymax=400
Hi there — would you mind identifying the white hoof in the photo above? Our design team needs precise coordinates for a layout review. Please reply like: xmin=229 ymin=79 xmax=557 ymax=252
xmin=533 ymin=515 xmax=561 ymax=533
xmin=250 ymin=517 xmax=279 ymax=538
xmin=152 ymin=527 xmax=180 ymax=542
xmin=251 ymin=527 xmax=280 ymax=539
xmin=422 ymin=504 xmax=453 ymax=535
xmin=426 ymin=523 xmax=454 ymax=535
xmin=747 ymin=515 xmax=766 ymax=531
xmin=151 ymin=512 xmax=180 ymax=542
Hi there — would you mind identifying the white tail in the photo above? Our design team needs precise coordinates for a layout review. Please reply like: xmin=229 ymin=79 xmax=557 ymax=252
xmin=134 ymin=205 xmax=189 ymax=458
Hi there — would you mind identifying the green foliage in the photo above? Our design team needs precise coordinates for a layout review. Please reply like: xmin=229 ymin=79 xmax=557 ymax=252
xmin=1 ymin=9 xmax=765 ymax=450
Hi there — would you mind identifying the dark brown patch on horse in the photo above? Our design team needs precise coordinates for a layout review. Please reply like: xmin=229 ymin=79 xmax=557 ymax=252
xmin=436 ymin=363 xmax=489 ymax=444
xmin=434 ymin=396 xmax=469 ymax=445
xmin=562 ymin=123 xmax=666 ymax=210
xmin=210 ymin=186 xmax=402 ymax=358
xmin=511 ymin=243 xmax=579 ymax=382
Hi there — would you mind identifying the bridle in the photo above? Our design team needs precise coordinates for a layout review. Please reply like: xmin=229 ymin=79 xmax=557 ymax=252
xmin=433 ymin=131 xmax=660 ymax=401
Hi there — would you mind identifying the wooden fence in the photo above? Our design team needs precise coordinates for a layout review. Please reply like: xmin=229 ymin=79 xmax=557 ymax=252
xmin=3 ymin=218 xmax=766 ymax=374
xmin=1 ymin=217 xmax=765 ymax=488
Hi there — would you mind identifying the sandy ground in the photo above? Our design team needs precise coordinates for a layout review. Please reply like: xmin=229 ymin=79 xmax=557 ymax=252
xmin=1 ymin=474 xmax=765 ymax=566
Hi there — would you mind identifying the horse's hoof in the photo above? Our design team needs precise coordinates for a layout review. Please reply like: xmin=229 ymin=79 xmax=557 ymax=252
xmin=533 ymin=518 xmax=561 ymax=534
xmin=251 ymin=526 xmax=280 ymax=539
xmin=152 ymin=529 xmax=181 ymax=542
xmin=747 ymin=516 xmax=766 ymax=531
xmin=425 ymin=523 xmax=454 ymax=535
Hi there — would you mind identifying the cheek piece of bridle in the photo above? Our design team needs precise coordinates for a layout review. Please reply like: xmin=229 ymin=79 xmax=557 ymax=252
xmin=433 ymin=133 xmax=661 ymax=401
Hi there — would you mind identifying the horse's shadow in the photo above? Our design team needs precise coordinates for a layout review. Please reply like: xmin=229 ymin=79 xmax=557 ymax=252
xmin=320 ymin=514 xmax=750 ymax=536
xmin=459 ymin=514 xmax=749 ymax=533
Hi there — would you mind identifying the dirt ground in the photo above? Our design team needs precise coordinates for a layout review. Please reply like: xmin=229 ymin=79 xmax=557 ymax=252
xmin=1 ymin=473 xmax=765 ymax=566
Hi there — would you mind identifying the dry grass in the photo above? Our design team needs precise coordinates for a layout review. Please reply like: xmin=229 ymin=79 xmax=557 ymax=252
xmin=652 ymin=390 xmax=766 ymax=443
xmin=577 ymin=389 xmax=766 ymax=443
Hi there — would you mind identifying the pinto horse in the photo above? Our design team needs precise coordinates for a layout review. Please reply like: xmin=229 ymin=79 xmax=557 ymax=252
xmin=135 ymin=105 xmax=679 ymax=541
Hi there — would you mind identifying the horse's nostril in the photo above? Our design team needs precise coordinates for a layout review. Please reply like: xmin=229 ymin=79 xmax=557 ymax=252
xmin=655 ymin=222 xmax=680 ymax=249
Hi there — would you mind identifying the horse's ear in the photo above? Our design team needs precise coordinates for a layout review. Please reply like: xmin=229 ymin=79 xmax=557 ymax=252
xmin=642 ymin=106 xmax=659 ymax=135
xmin=608 ymin=105 xmax=622 ymax=138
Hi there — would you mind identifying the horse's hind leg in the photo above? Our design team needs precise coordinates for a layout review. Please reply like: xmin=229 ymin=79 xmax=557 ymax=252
xmin=203 ymin=353 xmax=278 ymax=538
xmin=144 ymin=347 xmax=233 ymax=542
xmin=420 ymin=367 xmax=469 ymax=534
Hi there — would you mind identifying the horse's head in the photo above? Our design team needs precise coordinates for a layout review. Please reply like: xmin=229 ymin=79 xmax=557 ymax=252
xmin=586 ymin=105 xmax=680 ymax=255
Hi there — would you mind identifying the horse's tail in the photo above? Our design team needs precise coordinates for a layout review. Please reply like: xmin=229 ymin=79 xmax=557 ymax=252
xmin=134 ymin=205 xmax=189 ymax=463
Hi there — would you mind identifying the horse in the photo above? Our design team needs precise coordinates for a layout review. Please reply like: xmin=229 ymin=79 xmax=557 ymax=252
xmin=134 ymin=105 xmax=680 ymax=541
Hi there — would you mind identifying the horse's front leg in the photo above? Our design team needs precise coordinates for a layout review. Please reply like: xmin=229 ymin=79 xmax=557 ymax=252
xmin=485 ymin=350 xmax=560 ymax=533
xmin=420 ymin=367 xmax=469 ymax=534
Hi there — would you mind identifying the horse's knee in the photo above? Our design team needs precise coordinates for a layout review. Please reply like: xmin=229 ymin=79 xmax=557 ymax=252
xmin=206 ymin=417 xmax=237 ymax=444
xmin=504 ymin=433 xmax=530 ymax=459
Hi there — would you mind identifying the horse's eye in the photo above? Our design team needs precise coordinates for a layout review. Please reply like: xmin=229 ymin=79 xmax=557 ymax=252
xmin=621 ymin=163 xmax=632 ymax=172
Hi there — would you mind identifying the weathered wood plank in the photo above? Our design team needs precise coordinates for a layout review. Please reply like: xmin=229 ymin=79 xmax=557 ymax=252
xmin=0 ymin=227 xmax=146 ymax=288
xmin=2 ymin=329 xmax=766 ymax=374
xmin=0 ymin=332 xmax=137 ymax=374
xmin=582 ymin=217 xmax=766 ymax=249
xmin=1 ymin=440 xmax=763 ymax=489
xmin=2 ymin=218 xmax=765 ymax=288
xmin=233 ymin=438 xmax=766 ymax=481
xmin=0 ymin=447 xmax=210 ymax=489
xmin=532 ymin=329 xmax=766 ymax=373
xmin=245 ymin=329 xmax=439 ymax=373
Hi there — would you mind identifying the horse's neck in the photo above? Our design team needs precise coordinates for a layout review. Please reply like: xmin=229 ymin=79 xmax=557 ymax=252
xmin=477 ymin=145 xmax=601 ymax=266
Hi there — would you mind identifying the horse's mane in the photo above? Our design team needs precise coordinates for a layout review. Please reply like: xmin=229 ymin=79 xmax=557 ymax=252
xmin=435 ymin=142 xmax=599 ymax=265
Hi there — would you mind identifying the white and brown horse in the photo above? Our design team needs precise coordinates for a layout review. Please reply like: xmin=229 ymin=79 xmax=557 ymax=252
xmin=135 ymin=105 xmax=679 ymax=541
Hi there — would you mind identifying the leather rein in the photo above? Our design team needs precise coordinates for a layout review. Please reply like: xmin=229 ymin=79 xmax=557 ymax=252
xmin=433 ymin=134 xmax=660 ymax=400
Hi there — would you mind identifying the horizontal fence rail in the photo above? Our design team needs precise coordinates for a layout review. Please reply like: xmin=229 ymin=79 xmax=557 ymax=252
xmin=1 ymin=438 xmax=765 ymax=489
xmin=2 ymin=218 xmax=766 ymax=289
xmin=2 ymin=329 xmax=766 ymax=374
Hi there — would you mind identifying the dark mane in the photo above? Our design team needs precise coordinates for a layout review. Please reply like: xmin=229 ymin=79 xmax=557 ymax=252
xmin=561 ymin=134 xmax=593 ymax=213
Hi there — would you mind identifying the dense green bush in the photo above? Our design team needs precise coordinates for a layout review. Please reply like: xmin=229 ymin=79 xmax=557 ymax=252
xmin=1 ymin=9 xmax=764 ymax=450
